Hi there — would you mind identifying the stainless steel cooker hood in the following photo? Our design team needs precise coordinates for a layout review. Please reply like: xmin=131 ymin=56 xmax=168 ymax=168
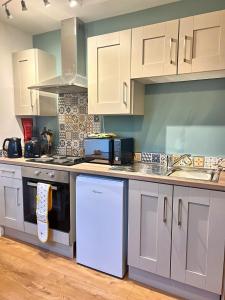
xmin=29 ymin=17 xmax=87 ymax=94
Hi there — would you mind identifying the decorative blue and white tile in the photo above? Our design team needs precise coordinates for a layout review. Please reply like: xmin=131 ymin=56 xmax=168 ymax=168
xmin=152 ymin=153 xmax=161 ymax=163
xmin=141 ymin=152 xmax=152 ymax=163
xmin=167 ymin=154 xmax=193 ymax=167
xmin=204 ymin=157 xmax=221 ymax=169
xmin=160 ymin=153 xmax=167 ymax=166
xmin=141 ymin=152 xmax=166 ymax=165
xmin=56 ymin=93 xmax=101 ymax=156
xmin=94 ymin=115 xmax=100 ymax=122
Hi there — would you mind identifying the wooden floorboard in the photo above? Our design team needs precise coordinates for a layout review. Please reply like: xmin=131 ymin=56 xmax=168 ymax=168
xmin=0 ymin=237 xmax=179 ymax=300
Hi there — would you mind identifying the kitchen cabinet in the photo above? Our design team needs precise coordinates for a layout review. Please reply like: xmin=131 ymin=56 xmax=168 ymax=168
xmin=178 ymin=10 xmax=225 ymax=74
xmin=171 ymin=186 xmax=225 ymax=294
xmin=128 ymin=180 xmax=173 ymax=278
xmin=131 ymin=20 xmax=179 ymax=78
xmin=128 ymin=181 xmax=225 ymax=295
xmin=13 ymin=49 xmax=57 ymax=116
xmin=0 ymin=165 xmax=24 ymax=231
xmin=131 ymin=9 xmax=225 ymax=84
xmin=88 ymin=30 xmax=144 ymax=115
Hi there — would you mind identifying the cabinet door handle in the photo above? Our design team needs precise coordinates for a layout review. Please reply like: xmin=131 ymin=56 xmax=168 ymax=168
xmin=169 ymin=38 xmax=174 ymax=64
xmin=0 ymin=170 xmax=15 ymax=174
xmin=30 ymin=90 xmax=34 ymax=110
xmin=189 ymin=36 xmax=193 ymax=63
xmin=170 ymin=38 xmax=178 ymax=65
xmin=178 ymin=198 xmax=182 ymax=226
xmin=123 ymin=82 xmax=128 ymax=106
xmin=163 ymin=196 xmax=168 ymax=223
xmin=183 ymin=35 xmax=187 ymax=63
xmin=183 ymin=35 xmax=193 ymax=63
xmin=16 ymin=189 xmax=20 ymax=207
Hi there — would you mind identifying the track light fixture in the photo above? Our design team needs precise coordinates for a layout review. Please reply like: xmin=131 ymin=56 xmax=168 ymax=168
xmin=69 ymin=0 xmax=81 ymax=8
xmin=2 ymin=0 xmax=13 ymax=19
xmin=43 ymin=0 xmax=50 ymax=7
xmin=5 ymin=5 xmax=13 ymax=19
xmin=21 ymin=0 xmax=27 ymax=11
xmin=2 ymin=0 xmax=82 ymax=20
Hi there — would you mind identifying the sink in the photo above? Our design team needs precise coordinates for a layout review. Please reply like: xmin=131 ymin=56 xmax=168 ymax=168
xmin=110 ymin=164 xmax=221 ymax=182
xmin=110 ymin=163 xmax=168 ymax=176
xmin=167 ymin=167 xmax=220 ymax=182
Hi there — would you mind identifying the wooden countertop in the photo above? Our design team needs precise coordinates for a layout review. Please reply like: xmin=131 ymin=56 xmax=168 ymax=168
xmin=1 ymin=157 xmax=225 ymax=191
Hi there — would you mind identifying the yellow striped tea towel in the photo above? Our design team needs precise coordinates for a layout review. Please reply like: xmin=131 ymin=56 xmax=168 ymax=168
xmin=36 ymin=183 xmax=52 ymax=243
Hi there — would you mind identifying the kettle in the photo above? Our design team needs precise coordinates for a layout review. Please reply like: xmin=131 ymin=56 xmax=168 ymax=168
xmin=3 ymin=138 xmax=22 ymax=158
xmin=24 ymin=138 xmax=41 ymax=158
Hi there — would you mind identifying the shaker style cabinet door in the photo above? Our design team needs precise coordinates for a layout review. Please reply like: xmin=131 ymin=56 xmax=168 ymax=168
xmin=171 ymin=186 xmax=225 ymax=294
xmin=128 ymin=180 xmax=173 ymax=278
xmin=88 ymin=30 xmax=132 ymax=115
xmin=131 ymin=20 xmax=179 ymax=78
xmin=13 ymin=50 xmax=38 ymax=115
xmin=178 ymin=10 xmax=225 ymax=74
xmin=0 ymin=177 xmax=24 ymax=231
xmin=13 ymin=49 xmax=57 ymax=116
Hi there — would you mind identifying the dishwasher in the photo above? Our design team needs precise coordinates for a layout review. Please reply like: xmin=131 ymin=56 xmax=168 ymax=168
xmin=76 ymin=175 xmax=128 ymax=278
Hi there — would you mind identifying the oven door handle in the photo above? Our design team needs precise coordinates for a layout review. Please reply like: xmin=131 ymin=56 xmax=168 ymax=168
xmin=27 ymin=181 xmax=58 ymax=191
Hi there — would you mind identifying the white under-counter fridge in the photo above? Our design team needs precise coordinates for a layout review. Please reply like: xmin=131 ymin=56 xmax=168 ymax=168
xmin=76 ymin=175 xmax=128 ymax=278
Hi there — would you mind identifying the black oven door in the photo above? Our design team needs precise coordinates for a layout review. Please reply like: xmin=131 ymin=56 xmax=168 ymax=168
xmin=23 ymin=177 xmax=70 ymax=233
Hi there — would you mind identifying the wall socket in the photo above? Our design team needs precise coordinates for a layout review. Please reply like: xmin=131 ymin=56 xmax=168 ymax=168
xmin=134 ymin=152 xmax=141 ymax=162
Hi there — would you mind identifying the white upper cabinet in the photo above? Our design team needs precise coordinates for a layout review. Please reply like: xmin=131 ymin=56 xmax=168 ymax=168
xmin=178 ymin=10 xmax=225 ymax=74
xmin=13 ymin=49 xmax=57 ymax=116
xmin=131 ymin=20 xmax=179 ymax=78
xmin=131 ymin=9 xmax=225 ymax=83
xmin=88 ymin=30 xmax=144 ymax=115
xmin=88 ymin=9 xmax=225 ymax=113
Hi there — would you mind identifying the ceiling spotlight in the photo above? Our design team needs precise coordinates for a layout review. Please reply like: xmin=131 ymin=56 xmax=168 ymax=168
xmin=43 ymin=0 xmax=50 ymax=7
xmin=69 ymin=0 xmax=80 ymax=8
xmin=5 ymin=5 xmax=13 ymax=19
xmin=21 ymin=0 xmax=27 ymax=11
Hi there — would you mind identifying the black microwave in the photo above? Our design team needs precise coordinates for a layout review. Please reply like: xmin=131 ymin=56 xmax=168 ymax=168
xmin=84 ymin=138 xmax=134 ymax=165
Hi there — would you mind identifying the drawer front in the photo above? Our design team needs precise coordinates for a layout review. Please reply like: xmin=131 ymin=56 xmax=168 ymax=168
xmin=0 ymin=164 xmax=22 ymax=179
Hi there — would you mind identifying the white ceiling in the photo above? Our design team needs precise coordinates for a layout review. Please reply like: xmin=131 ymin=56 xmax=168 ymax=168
xmin=0 ymin=0 xmax=180 ymax=35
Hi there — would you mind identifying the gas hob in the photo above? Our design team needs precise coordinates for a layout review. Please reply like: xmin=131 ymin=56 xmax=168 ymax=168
xmin=26 ymin=155 xmax=84 ymax=166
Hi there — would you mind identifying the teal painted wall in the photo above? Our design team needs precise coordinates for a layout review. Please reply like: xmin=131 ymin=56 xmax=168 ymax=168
xmin=33 ymin=30 xmax=61 ymax=144
xmin=85 ymin=0 xmax=225 ymax=37
xmin=33 ymin=0 xmax=225 ymax=156
xmin=33 ymin=30 xmax=61 ymax=75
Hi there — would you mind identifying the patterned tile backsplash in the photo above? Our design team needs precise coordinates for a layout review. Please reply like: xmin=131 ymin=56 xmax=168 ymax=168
xmin=56 ymin=93 xmax=101 ymax=157
xmin=140 ymin=152 xmax=225 ymax=169
xmin=141 ymin=152 xmax=167 ymax=165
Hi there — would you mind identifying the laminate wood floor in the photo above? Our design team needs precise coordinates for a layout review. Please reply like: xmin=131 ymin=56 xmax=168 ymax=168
xmin=0 ymin=237 xmax=179 ymax=300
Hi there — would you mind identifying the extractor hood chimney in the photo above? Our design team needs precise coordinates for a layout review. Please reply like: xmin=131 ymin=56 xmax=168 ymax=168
xmin=29 ymin=17 xmax=87 ymax=94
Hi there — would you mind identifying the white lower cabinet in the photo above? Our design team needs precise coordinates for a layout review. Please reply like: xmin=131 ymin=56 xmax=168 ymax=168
xmin=0 ymin=166 xmax=24 ymax=231
xmin=128 ymin=180 xmax=173 ymax=278
xmin=171 ymin=186 xmax=225 ymax=294
xmin=128 ymin=180 xmax=225 ymax=296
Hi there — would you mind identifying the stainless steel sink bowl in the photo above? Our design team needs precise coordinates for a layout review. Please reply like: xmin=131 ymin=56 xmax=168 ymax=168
xmin=167 ymin=167 xmax=220 ymax=182
xmin=110 ymin=164 xmax=221 ymax=183
xmin=110 ymin=163 xmax=168 ymax=176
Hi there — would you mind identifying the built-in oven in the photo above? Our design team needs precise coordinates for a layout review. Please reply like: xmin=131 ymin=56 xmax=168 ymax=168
xmin=22 ymin=166 xmax=70 ymax=233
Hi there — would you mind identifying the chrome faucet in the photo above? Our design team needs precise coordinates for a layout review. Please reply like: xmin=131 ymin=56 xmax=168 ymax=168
xmin=171 ymin=154 xmax=192 ymax=167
